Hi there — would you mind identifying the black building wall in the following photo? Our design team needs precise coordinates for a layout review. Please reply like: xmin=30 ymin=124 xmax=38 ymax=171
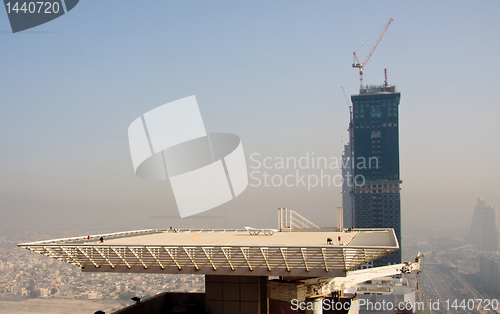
xmin=351 ymin=88 xmax=402 ymax=266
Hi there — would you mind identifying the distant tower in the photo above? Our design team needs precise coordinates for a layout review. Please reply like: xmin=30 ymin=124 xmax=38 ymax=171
xmin=350 ymin=84 xmax=402 ymax=266
xmin=470 ymin=197 xmax=498 ymax=251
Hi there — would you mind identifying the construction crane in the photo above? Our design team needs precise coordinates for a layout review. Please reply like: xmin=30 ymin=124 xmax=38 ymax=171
xmin=352 ymin=18 xmax=394 ymax=91
xmin=273 ymin=252 xmax=425 ymax=300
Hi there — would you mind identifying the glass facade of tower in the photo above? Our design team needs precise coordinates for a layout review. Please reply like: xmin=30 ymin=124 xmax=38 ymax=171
xmin=351 ymin=86 xmax=402 ymax=266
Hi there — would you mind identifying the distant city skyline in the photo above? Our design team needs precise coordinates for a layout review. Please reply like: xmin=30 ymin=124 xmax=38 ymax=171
xmin=1 ymin=1 xmax=499 ymax=233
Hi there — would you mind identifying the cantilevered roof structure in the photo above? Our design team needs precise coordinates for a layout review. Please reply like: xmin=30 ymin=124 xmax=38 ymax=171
xmin=19 ymin=228 xmax=398 ymax=277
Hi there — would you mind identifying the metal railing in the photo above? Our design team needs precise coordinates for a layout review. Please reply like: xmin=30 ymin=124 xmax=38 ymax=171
xmin=278 ymin=207 xmax=320 ymax=231
xmin=18 ymin=228 xmax=248 ymax=246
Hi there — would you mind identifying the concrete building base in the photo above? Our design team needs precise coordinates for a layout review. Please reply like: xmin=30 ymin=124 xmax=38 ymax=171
xmin=205 ymin=275 xmax=269 ymax=314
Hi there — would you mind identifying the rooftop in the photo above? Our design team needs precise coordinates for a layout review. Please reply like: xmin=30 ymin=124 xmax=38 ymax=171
xmin=358 ymin=85 xmax=397 ymax=95
xmin=19 ymin=228 xmax=399 ymax=277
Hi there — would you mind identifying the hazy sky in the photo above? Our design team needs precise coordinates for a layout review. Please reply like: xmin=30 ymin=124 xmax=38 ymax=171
xmin=1 ymin=1 xmax=499 ymax=233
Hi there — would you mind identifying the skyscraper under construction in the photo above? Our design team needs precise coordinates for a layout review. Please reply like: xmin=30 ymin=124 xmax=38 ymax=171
xmin=343 ymin=84 xmax=402 ymax=266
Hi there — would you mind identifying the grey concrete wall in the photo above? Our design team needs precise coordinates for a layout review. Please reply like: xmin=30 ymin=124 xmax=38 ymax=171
xmin=205 ymin=275 xmax=268 ymax=314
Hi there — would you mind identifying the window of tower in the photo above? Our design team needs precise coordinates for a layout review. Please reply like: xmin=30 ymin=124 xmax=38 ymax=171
xmin=370 ymin=107 xmax=382 ymax=118
xmin=371 ymin=130 xmax=381 ymax=138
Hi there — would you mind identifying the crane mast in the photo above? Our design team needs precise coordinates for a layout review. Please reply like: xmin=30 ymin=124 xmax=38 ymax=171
xmin=352 ymin=18 xmax=394 ymax=91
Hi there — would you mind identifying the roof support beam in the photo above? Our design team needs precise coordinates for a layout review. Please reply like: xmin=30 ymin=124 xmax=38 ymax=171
xmin=146 ymin=247 xmax=165 ymax=270
xmin=95 ymin=247 xmax=115 ymax=268
xmin=221 ymin=247 xmax=235 ymax=271
xmin=280 ymin=248 xmax=291 ymax=272
xmin=183 ymin=247 xmax=199 ymax=271
xmin=77 ymin=247 xmax=99 ymax=268
xmin=60 ymin=246 xmax=83 ymax=268
xmin=301 ymin=248 xmax=310 ymax=272
xmin=240 ymin=247 xmax=253 ymax=271
xmin=260 ymin=248 xmax=271 ymax=272
xmin=321 ymin=248 xmax=329 ymax=272
xmin=165 ymin=247 xmax=182 ymax=270
xmin=111 ymin=247 xmax=131 ymax=269
xmin=202 ymin=247 xmax=217 ymax=271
